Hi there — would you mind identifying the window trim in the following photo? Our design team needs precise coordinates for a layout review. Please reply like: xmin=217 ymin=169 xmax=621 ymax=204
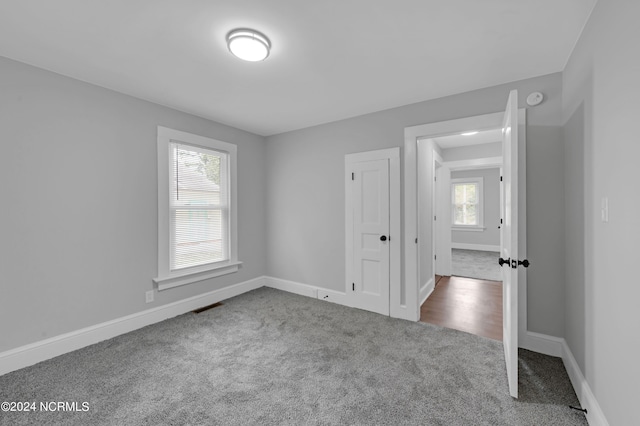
xmin=154 ymin=126 xmax=240 ymax=291
xmin=451 ymin=177 xmax=484 ymax=230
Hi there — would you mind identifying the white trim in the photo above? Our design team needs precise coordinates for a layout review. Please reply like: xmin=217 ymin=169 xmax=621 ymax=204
xmin=155 ymin=261 xmax=242 ymax=290
xmin=0 ymin=276 xmax=265 ymax=376
xmin=265 ymin=276 xmax=353 ymax=308
xmin=516 ymin=108 xmax=528 ymax=353
xmin=518 ymin=332 xmax=609 ymax=426
xmin=435 ymin=165 xmax=453 ymax=276
xmin=316 ymin=289 xmax=352 ymax=306
xmin=264 ymin=276 xmax=318 ymax=299
xmin=431 ymin=154 xmax=441 ymax=294
xmin=451 ymin=243 xmax=500 ymax=252
xmin=419 ymin=278 xmax=434 ymax=306
xmin=345 ymin=147 xmax=401 ymax=318
xmin=561 ymin=340 xmax=610 ymax=426
xmin=451 ymin=226 xmax=486 ymax=232
xmin=156 ymin=126 xmax=239 ymax=288
xmin=521 ymin=331 xmax=564 ymax=357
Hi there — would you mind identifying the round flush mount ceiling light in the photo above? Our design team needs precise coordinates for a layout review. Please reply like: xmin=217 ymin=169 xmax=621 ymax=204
xmin=226 ymin=29 xmax=271 ymax=62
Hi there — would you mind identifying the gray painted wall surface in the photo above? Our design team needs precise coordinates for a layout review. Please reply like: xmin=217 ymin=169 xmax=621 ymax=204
xmin=451 ymin=168 xmax=500 ymax=247
xmin=562 ymin=0 xmax=640 ymax=424
xmin=0 ymin=57 xmax=267 ymax=352
xmin=442 ymin=142 xmax=502 ymax=162
xmin=266 ymin=72 xmax=565 ymax=337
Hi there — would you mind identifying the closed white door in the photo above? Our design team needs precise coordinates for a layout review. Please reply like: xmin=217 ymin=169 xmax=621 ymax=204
xmin=501 ymin=89 xmax=519 ymax=398
xmin=350 ymin=158 xmax=390 ymax=315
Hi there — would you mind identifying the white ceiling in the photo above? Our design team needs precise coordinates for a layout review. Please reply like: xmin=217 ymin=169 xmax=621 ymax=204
xmin=434 ymin=128 xmax=503 ymax=149
xmin=0 ymin=0 xmax=596 ymax=136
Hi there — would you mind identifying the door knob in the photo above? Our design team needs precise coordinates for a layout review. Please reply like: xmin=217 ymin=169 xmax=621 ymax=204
xmin=498 ymin=257 xmax=510 ymax=267
xmin=380 ymin=235 xmax=387 ymax=241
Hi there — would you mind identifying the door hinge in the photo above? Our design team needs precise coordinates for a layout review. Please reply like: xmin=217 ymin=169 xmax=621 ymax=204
xmin=500 ymin=176 xmax=503 ymax=182
xmin=434 ymin=176 xmax=437 ymax=182
xmin=415 ymin=238 xmax=418 ymax=244
xmin=434 ymin=254 xmax=437 ymax=260
xmin=352 ymin=283 xmax=355 ymax=291
xmin=352 ymin=172 xmax=354 ymax=181
xmin=500 ymin=218 xmax=503 ymax=224
xmin=434 ymin=215 xmax=436 ymax=221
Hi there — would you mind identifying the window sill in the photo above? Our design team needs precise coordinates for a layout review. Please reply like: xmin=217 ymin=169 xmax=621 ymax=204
xmin=154 ymin=261 xmax=242 ymax=291
xmin=452 ymin=226 xmax=486 ymax=232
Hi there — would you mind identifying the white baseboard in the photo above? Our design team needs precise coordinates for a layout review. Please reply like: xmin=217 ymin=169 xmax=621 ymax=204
xmin=0 ymin=276 xmax=265 ymax=376
xmin=419 ymin=278 xmax=434 ymax=306
xmin=451 ymin=243 xmax=500 ymax=252
xmin=264 ymin=276 xmax=318 ymax=299
xmin=519 ymin=331 xmax=609 ymax=426
xmin=561 ymin=340 xmax=609 ymax=426
xmin=317 ymin=288 xmax=352 ymax=306
xmin=265 ymin=276 xmax=355 ymax=308
xmin=521 ymin=331 xmax=564 ymax=357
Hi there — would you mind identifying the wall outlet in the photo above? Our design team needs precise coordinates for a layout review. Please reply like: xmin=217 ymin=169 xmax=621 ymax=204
xmin=145 ymin=290 xmax=154 ymax=303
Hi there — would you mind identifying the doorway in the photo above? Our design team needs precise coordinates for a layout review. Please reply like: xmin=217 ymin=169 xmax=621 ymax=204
xmin=404 ymin=97 xmax=527 ymax=398
xmin=421 ymin=129 xmax=504 ymax=340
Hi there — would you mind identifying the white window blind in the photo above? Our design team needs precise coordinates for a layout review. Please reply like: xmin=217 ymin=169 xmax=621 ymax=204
xmin=169 ymin=143 xmax=229 ymax=271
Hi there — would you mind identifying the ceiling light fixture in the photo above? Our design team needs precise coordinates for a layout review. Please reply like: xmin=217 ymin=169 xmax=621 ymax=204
xmin=226 ymin=28 xmax=271 ymax=62
xmin=461 ymin=131 xmax=479 ymax=136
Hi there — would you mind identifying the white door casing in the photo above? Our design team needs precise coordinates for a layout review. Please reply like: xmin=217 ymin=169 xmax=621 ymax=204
xmin=435 ymin=165 xmax=452 ymax=277
xmin=346 ymin=148 xmax=400 ymax=317
xmin=502 ymin=89 xmax=519 ymax=398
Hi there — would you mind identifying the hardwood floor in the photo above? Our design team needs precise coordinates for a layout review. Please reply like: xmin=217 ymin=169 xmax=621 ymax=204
xmin=420 ymin=275 xmax=503 ymax=341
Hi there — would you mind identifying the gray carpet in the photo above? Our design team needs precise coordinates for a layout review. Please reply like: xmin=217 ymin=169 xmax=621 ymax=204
xmin=0 ymin=288 xmax=586 ymax=425
xmin=452 ymin=249 xmax=502 ymax=281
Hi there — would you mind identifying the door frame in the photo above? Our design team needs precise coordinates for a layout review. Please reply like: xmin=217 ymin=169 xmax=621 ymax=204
xmin=431 ymin=153 xmax=443 ymax=287
xmin=403 ymin=111 xmax=528 ymax=347
xmin=345 ymin=147 xmax=401 ymax=314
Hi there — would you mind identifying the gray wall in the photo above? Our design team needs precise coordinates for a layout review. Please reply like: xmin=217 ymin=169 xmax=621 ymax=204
xmin=0 ymin=57 xmax=267 ymax=352
xmin=451 ymin=168 xmax=501 ymax=247
xmin=442 ymin=142 xmax=502 ymax=162
xmin=562 ymin=0 xmax=640 ymax=424
xmin=266 ymin=72 xmax=566 ymax=337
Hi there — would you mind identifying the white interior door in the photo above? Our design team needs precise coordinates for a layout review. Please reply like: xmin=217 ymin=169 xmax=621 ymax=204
xmin=351 ymin=159 xmax=390 ymax=315
xmin=501 ymin=90 xmax=519 ymax=398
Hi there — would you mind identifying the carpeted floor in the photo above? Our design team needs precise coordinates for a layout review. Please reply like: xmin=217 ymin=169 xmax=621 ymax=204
xmin=452 ymin=249 xmax=502 ymax=281
xmin=0 ymin=288 xmax=586 ymax=425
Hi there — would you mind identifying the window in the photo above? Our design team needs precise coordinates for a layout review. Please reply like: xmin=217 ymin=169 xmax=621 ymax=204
xmin=451 ymin=178 xmax=483 ymax=229
xmin=155 ymin=127 xmax=240 ymax=290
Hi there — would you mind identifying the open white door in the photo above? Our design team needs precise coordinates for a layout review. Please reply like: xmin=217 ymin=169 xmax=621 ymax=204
xmin=501 ymin=90 xmax=519 ymax=398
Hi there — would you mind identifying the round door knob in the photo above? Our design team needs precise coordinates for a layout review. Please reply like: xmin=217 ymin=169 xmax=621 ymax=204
xmin=380 ymin=235 xmax=387 ymax=241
